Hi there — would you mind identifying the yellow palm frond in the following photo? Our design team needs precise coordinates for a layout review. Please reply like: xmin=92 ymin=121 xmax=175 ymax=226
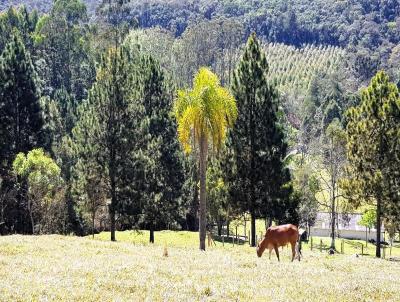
xmin=174 ymin=67 xmax=237 ymax=155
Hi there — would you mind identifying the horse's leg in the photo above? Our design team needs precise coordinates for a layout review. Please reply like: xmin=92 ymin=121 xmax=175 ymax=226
xmin=296 ymin=242 xmax=301 ymax=261
xmin=290 ymin=242 xmax=296 ymax=262
xmin=273 ymin=245 xmax=280 ymax=262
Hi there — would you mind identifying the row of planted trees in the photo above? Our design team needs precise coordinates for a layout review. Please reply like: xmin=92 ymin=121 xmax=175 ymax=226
xmin=73 ymin=31 xmax=298 ymax=250
xmin=0 ymin=20 xmax=299 ymax=251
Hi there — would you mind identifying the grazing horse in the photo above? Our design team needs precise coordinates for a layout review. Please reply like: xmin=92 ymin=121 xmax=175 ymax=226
xmin=256 ymin=224 xmax=301 ymax=262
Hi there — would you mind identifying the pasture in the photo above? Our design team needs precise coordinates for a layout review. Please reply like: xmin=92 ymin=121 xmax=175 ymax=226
xmin=1 ymin=233 xmax=400 ymax=301
xmin=92 ymin=230 xmax=400 ymax=257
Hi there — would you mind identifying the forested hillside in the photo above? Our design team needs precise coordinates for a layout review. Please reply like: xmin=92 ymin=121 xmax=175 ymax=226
xmin=0 ymin=0 xmax=399 ymax=257
xmin=3 ymin=0 xmax=399 ymax=85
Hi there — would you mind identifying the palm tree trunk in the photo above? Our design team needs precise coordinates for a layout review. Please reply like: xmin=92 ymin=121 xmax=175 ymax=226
xmin=199 ymin=134 xmax=208 ymax=251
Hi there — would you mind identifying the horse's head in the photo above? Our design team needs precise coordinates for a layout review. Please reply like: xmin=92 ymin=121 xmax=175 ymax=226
xmin=256 ymin=236 xmax=266 ymax=257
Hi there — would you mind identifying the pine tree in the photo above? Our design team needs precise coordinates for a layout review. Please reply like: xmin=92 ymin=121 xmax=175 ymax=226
xmin=0 ymin=34 xmax=43 ymax=172
xmin=229 ymin=33 xmax=293 ymax=247
xmin=40 ymin=90 xmax=82 ymax=235
xmin=344 ymin=71 xmax=400 ymax=258
xmin=73 ymin=45 xmax=146 ymax=241
xmin=0 ymin=33 xmax=43 ymax=233
xmin=0 ymin=6 xmax=37 ymax=54
xmin=98 ymin=0 xmax=136 ymax=51
xmin=137 ymin=55 xmax=185 ymax=243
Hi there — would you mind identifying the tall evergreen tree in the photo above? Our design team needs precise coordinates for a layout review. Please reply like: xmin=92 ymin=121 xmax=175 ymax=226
xmin=98 ymin=0 xmax=137 ymax=51
xmin=40 ymin=91 xmax=83 ymax=235
xmin=0 ymin=34 xmax=43 ymax=161
xmin=73 ymin=45 xmax=146 ymax=241
xmin=0 ymin=34 xmax=43 ymax=233
xmin=0 ymin=6 xmax=37 ymax=54
xmin=137 ymin=55 xmax=185 ymax=243
xmin=229 ymin=33 xmax=293 ymax=247
xmin=344 ymin=71 xmax=400 ymax=258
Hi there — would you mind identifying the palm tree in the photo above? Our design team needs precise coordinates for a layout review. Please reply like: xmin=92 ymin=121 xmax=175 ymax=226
xmin=174 ymin=67 xmax=237 ymax=250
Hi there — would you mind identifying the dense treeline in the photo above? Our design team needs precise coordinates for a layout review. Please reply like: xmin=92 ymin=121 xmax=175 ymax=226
xmin=0 ymin=0 xmax=399 ymax=256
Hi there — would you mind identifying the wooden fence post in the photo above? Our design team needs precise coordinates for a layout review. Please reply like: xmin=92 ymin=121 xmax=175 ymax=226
xmin=361 ymin=243 xmax=363 ymax=256
xmin=310 ymin=237 xmax=313 ymax=251
xmin=248 ymin=231 xmax=251 ymax=246
xmin=320 ymin=239 xmax=323 ymax=252
xmin=222 ymin=234 xmax=224 ymax=246
xmin=382 ymin=246 xmax=385 ymax=259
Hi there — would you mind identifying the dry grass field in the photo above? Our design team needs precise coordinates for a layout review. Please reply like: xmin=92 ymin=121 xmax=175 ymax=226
xmin=1 ymin=234 xmax=400 ymax=301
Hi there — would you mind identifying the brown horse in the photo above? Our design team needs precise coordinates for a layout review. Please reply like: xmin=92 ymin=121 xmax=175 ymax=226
xmin=256 ymin=224 xmax=300 ymax=261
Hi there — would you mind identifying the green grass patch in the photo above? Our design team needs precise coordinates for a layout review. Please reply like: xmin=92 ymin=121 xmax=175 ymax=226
xmin=92 ymin=230 xmax=400 ymax=259
xmin=0 ymin=234 xmax=399 ymax=301
xmin=305 ymin=236 xmax=400 ymax=257
xmin=92 ymin=230 xmax=207 ymax=248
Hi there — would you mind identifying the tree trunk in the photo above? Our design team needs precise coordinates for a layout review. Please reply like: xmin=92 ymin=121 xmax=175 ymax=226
xmin=244 ymin=218 xmax=247 ymax=240
xmin=227 ymin=220 xmax=230 ymax=237
xmin=251 ymin=211 xmax=256 ymax=247
xmin=217 ymin=219 xmax=222 ymax=237
xmin=28 ymin=198 xmax=34 ymax=235
xmin=92 ymin=210 xmax=95 ymax=239
xmin=376 ymin=197 xmax=382 ymax=258
xmin=110 ymin=205 xmax=116 ymax=242
xmin=150 ymin=226 xmax=154 ymax=243
xmin=110 ymin=180 xmax=116 ymax=242
xmin=110 ymin=158 xmax=116 ymax=242
xmin=199 ymin=134 xmax=208 ymax=251
xmin=330 ymin=194 xmax=336 ymax=249
xmin=365 ymin=226 xmax=368 ymax=246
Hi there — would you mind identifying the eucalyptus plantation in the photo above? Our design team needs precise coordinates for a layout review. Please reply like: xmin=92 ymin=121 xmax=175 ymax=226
xmin=229 ymin=33 xmax=293 ymax=247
